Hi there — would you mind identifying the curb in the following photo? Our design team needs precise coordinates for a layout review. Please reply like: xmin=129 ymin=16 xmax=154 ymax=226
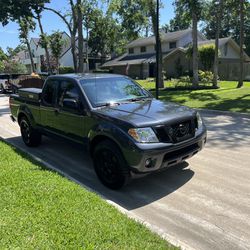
xmin=0 ymin=136 xmax=193 ymax=250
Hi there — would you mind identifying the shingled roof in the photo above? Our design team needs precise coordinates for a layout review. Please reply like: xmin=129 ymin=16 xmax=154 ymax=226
xmin=126 ymin=29 xmax=193 ymax=48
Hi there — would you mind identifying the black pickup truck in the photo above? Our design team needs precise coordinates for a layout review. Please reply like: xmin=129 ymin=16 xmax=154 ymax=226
xmin=10 ymin=74 xmax=207 ymax=189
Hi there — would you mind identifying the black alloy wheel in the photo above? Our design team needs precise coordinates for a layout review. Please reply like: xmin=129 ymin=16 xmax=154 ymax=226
xmin=93 ymin=140 xmax=130 ymax=190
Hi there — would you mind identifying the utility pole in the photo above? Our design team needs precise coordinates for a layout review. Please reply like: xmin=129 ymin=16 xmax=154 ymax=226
xmin=155 ymin=0 xmax=160 ymax=99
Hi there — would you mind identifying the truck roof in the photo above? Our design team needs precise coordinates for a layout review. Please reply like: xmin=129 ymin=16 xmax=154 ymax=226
xmin=49 ymin=73 xmax=125 ymax=81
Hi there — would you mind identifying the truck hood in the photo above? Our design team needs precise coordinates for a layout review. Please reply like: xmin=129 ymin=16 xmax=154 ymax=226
xmin=93 ymin=99 xmax=196 ymax=127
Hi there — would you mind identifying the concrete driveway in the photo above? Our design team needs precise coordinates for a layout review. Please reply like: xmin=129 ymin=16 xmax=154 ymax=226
xmin=0 ymin=94 xmax=250 ymax=250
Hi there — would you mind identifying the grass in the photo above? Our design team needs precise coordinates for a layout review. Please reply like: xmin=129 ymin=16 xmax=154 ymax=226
xmin=137 ymin=80 xmax=250 ymax=113
xmin=0 ymin=140 xmax=176 ymax=249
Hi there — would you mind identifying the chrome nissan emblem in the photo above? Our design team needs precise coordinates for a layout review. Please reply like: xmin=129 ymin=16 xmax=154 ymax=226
xmin=179 ymin=123 xmax=189 ymax=135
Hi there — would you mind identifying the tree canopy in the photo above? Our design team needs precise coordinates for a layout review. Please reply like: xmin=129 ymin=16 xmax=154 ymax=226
xmin=0 ymin=0 xmax=50 ymax=25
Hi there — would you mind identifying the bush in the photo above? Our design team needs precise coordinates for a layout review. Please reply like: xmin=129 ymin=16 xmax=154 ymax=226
xmin=172 ymin=76 xmax=192 ymax=88
xmin=59 ymin=66 xmax=75 ymax=74
xmin=198 ymin=70 xmax=214 ymax=83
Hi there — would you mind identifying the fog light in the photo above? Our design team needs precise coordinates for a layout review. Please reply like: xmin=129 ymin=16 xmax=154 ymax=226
xmin=145 ymin=158 xmax=156 ymax=168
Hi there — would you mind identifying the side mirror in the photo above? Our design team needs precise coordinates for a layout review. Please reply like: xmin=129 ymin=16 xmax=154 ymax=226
xmin=63 ymin=98 xmax=78 ymax=110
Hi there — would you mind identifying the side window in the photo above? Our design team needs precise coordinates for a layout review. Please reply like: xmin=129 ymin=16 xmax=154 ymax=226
xmin=42 ymin=80 xmax=57 ymax=106
xmin=58 ymin=80 xmax=83 ymax=111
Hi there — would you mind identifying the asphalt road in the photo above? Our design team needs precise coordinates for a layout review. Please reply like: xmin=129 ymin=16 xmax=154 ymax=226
xmin=0 ymin=93 xmax=250 ymax=250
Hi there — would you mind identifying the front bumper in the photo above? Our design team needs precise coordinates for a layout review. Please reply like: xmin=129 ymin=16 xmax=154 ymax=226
xmin=125 ymin=127 xmax=207 ymax=174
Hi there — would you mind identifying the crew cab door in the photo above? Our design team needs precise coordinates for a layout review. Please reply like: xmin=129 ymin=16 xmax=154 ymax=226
xmin=53 ymin=79 xmax=86 ymax=142
xmin=40 ymin=78 xmax=59 ymax=129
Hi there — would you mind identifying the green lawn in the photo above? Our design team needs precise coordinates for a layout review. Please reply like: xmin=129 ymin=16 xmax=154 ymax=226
xmin=0 ymin=141 xmax=176 ymax=249
xmin=137 ymin=80 xmax=250 ymax=113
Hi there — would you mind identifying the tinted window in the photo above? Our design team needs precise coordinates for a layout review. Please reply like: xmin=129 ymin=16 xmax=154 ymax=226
xmin=58 ymin=80 xmax=82 ymax=109
xmin=43 ymin=80 xmax=57 ymax=106
xmin=80 ymin=77 xmax=151 ymax=107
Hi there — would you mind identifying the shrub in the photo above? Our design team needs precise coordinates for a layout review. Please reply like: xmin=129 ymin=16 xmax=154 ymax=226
xmin=198 ymin=70 xmax=214 ymax=83
xmin=59 ymin=66 xmax=75 ymax=74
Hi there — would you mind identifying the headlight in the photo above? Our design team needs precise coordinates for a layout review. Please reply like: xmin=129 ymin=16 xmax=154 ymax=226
xmin=128 ymin=127 xmax=159 ymax=143
xmin=196 ymin=112 xmax=203 ymax=128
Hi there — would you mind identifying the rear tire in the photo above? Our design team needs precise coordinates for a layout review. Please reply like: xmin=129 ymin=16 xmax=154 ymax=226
xmin=93 ymin=140 xmax=130 ymax=190
xmin=20 ymin=116 xmax=42 ymax=147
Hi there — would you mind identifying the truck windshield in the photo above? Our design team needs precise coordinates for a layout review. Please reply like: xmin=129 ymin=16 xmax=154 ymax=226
xmin=80 ymin=77 xmax=151 ymax=107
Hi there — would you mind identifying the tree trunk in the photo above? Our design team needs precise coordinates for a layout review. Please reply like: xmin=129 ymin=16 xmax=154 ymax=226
xmin=85 ymin=26 xmax=89 ymax=73
xmin=192 ymin=12 xmax=199 ymax=88
xmin=237 ymin=0 xmax=244 ymax=88
xmin=150 ymin=0 xmax=164 ymax=89
xmin=56 ymin=57 xmax=59 ymax=74
xmin=213 ymin=0 xmax=223 ymax=88
xmin=26 ymin=38 xmax=36 ymax=73
xmin=71 ymin=34 xmax=78 ymax=72
xmin=77 ymin=0 xmax=84 ymax=73
xmin=43 ymin=5 xmax=78 ymax=73
xmin=37 ymin=13 xmax=52 ymax=74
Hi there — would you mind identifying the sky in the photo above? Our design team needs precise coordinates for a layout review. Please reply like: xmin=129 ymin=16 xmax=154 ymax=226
xmin=0 ymin=0 xmax=175 ymax=53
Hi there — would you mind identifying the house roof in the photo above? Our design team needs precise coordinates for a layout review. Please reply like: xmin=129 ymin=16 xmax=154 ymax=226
xmin=31 ymin=38 xmax=40 ymax=46
xmin=198 ymin=37 xmax=250 ymax=60
xmin=126 ymin=29 xmax=193 ymax=48
xmin=101 ymin=51 xmax=173 ymax=68
xmin=198 ymin=37 xmax=231 ymax=47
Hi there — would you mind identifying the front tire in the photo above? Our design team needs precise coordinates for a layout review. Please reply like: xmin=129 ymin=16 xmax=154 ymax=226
xmin=20 ymin=116 xmax=42 ymax=147
xmin=93 ymin=140 xmax=130 ymax=190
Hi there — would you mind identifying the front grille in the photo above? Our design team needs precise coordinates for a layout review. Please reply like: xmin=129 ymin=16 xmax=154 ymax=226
xmin=154 ymin=118 xmax=196 ymax=143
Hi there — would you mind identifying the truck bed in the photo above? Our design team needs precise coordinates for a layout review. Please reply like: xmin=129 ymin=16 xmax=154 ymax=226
xmin=9 ymin=88 xmax=42 ymax=122
xmin=18 ymin=88 xmax=42 ymax=101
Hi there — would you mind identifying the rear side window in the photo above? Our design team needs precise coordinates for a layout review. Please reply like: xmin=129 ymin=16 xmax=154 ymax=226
xmin=42 ymin=80 xmax=57 ymax=106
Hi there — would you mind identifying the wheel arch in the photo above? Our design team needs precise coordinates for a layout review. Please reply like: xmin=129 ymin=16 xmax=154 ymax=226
xmin=89 ymin=134 xmax=121 ymax=157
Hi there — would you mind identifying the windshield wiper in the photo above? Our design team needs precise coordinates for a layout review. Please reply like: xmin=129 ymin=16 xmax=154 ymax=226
xmin=96 ymin=102 xmax=121 ymax=107
xmin=126 ymin=97 xmax=151 ymax=102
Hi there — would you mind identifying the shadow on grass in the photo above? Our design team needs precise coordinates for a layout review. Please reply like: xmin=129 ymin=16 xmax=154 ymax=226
xmin=202 ymin=94 xmax=250 ymax=113
xmin=154 ymin=89 xmax=250 ymax=113
xmin=2 ymin=137 xmax=194 ymax=211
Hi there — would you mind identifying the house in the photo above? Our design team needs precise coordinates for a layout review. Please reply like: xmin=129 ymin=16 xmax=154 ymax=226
xmin=101 ymin=29 xmax=250 ymax=80
xmin=16 ymin=32 xmax=106 ymax=73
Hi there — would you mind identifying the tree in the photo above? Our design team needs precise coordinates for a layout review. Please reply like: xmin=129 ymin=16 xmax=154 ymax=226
xmin=0 ymin=0 xmax=50 ymax=25
xmin=77 ymin=0 xmax=84 ymax=73
xmin=203 ymin=0 xmax=250 ymax=56
xmin=44 ymin=0 xmax=78 ymax=72
xmin=18 ymin=17 xmax=36 ymax=73
xmin=164 ymin=2 xmax=191 ymax=32
xmin=0 ymin=47 xmax=7 ymax=61
xmin=110 ymin=0 xmax=164 ymax=87
xmin=172 ymin=0 xmax=203 ymax=87
xmin=6 ymin=44 xmax=27 ymax=58
xmin=34 ymin=7 xmax=52 ymax=74
xmin=145 ymin=0 xmax=164 ymax=88
xmin=237 ymin=0 xmax=246 ymax=88
xmin=88 ymin=10 xmax=127 ymax=57
xmin=0 ymin=47 xmax=6 ymax=72
xmin=49 ymin=31 xmax=64 ymax=74
xmin=3 ymin=61 xmax=27 ymax=74
xmin=108 ymin=0 xmax=150 ymax=41
xmin=213 ymin=0 xmax=223 ymax=88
